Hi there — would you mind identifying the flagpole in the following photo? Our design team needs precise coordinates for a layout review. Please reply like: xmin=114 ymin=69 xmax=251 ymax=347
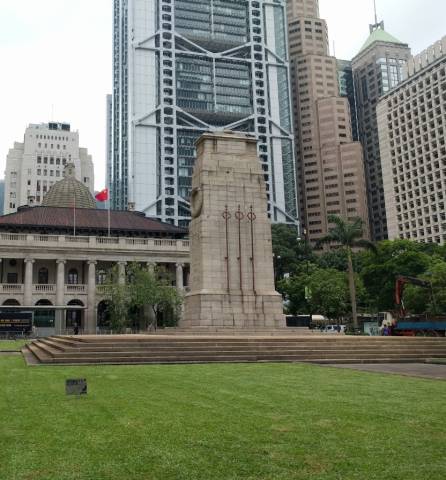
xmin=108 ymin=197 xmax=111 ymax=237
xmin=73 ymin=194 xmax=76 ymax=237
xmin=95 ymin=188 xmax=110 ymax=235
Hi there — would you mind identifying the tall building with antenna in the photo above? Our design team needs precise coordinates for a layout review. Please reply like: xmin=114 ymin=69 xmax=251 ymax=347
xmin=352 ymin=4 xmax=411 ymax=241
xmin=287 ymin=0 xmax=370 ymax=245
xmin=112 ymin=0 xmax=298 ymax=227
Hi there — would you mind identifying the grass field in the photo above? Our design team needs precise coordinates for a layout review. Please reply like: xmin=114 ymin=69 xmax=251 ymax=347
xmin=0 ymin=339 xmax=28 ymax=351
xmin=1 ymin=355 xmax=445 ymax=480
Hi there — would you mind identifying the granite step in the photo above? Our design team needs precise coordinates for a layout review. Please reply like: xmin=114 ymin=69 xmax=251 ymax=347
xmin=24 ymin=335 xmax=446 ymax=366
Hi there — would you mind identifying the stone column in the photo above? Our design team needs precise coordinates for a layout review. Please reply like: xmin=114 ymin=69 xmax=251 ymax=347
xmin=55 ymin=260 xmax=66 ymax=335
xmin=86 ymin=260 xmax=97 ymax=334
xmin=176 ymin=263 xmax=184 ymax=290
xmin=23 ymin=258 xmax=35 ymax=306
xmin=118 ymin=261 xmax=127 ymax=286
xmin=145 ymin=262 xmax=157 ymax=328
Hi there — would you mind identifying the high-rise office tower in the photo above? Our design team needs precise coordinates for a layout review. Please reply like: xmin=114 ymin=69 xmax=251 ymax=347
xmin=288 ymin=0 xmax=369 ymax=244
xmin=4 ymin=122 xmax=94 ymax=214
xmin=377 ymin=36 xmax=446 ymax=245
xmin=287 ymin=0 xmax=319 ymax=19
xmin=112 ymin=0 xmax=298 ymax=227
xmin=352 ymin=21 xmax=411 ymax=241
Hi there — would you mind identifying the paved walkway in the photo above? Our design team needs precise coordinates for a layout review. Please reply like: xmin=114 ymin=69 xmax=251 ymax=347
xmin=329 ymin=363 xmax=446 ymax=380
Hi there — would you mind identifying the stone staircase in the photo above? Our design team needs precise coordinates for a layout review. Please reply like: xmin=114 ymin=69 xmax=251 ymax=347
xmin=23 ymin=335 xmax=446 ymax=365
xmin=155 ymin=327 xmax=318 ymax=336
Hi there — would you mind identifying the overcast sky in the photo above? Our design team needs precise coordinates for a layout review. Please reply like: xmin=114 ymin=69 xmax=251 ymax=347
xmin=0 ymin=0 xmax=445 ymax=190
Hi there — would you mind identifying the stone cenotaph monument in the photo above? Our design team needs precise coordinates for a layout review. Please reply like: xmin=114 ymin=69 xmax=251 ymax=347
xmin=182 ymin=132 xmax=285 ymax=328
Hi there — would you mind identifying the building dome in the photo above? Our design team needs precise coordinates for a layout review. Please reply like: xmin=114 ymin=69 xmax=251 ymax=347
xmin=42 ymin=164 xmax=96 ymax=209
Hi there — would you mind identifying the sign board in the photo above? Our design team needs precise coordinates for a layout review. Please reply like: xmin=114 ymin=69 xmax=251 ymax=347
xmin=286 ymin=315 xmax=311 ymax=328
xmin=66 ymin=379 xmax=87 ymax=396
xmin=0 ymin=312 xmax=33 ymax=333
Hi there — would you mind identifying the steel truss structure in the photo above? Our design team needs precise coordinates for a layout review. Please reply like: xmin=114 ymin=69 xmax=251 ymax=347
xmin=113 ymin=0 xmax=298 ymax=227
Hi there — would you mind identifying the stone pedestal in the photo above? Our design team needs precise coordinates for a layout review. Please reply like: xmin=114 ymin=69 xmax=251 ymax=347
xmin=182 ymin=132 xmax=285 ymax=328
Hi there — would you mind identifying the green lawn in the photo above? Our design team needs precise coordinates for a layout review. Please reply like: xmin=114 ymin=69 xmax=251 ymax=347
xmin=1 ymin=356 xmax=445 ymax=480
xmin=0 ymin=339 xmax=28 ymax=351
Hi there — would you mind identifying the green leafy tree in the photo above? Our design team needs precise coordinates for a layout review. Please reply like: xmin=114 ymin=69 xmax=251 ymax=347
xmin=317 ymin=216 xmax=376 ymax=329
xmin=271 ymin=224 xmax=317 ymax=281
xmin=318 ymin=249 xmax=348 ymax=271
xmin=430 ymin=260 xmax=446 ymax=314
xmin=404 ymin=259 xmax=446 ymax=315
xmin=280 ymin=267 xmax=355 ymax=321
xmin=104 ymin=263 xmax=183 ymax=332
xmin=359 ymin=240 xmax=431 ymax=311
xmin=307 ymin=268 xmax=350 ymax=320
xmin=278 ymin=270 xmax=313 ymax=315
xmin=104 ymin=270 xmax=130 ymax=333
xmin=127 ymin=263 xmax=183 ymax=328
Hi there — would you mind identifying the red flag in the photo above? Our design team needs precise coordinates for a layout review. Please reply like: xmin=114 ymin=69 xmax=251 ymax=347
xmin=95 ymin=188 xmax=109 ymax=202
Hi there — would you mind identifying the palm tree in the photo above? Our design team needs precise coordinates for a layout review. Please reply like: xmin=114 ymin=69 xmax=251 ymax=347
xmin=317 ymin=215 xmax=376 ymax=329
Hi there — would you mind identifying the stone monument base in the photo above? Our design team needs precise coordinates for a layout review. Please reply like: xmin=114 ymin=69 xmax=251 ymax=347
xmin=182 ymin=292 xmax=286 ymax=328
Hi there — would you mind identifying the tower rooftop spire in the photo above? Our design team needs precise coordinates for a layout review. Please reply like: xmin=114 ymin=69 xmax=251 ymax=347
xmin=369 ymin=0 xmax=384 ymax=33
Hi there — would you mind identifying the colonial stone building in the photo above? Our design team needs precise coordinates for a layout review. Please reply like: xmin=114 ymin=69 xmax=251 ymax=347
xmin=0 ymin=166 xmax=189 ymax=336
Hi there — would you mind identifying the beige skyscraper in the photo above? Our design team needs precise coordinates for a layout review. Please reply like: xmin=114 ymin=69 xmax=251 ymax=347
xmin=287 ymin=0 xmax=319 ymax=19
xmin=287 ymin=0 xmax=370 ymax=244
xmin=377 ymin=36 xmax=446 ymax=245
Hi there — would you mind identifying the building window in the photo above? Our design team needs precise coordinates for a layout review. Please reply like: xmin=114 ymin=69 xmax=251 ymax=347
xmin=96 ymin=270 xmax=107 ymax=285
xmin=7 ymin=273 xmax=18 ymax=284
xmin=38 ymin=268 xmax=49 ymax=285
xmin=68 ymin=269 xmax=79 ymax=285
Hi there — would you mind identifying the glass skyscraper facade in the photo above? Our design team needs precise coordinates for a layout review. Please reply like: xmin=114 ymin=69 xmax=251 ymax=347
xmin=337 ymin=60 xmax=359 ymax=141
xmin=112 ymin=0 xmax=298 ymax=227
xmin=352 ymin=23 xmax=411 ymax=241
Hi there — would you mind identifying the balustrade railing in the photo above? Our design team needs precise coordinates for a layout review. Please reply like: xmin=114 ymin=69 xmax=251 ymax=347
xmin=65 ymin=284 xmax=87 ymax=294
xmin=1 ymin=284 xmax=24 ymax=294
xmin=96 ymin=237 xmax=119 ymax=245
xmin=33 ymin=284 xmax=56 ymax=293
xmin=33 ymin=235 xmax=59 ymax=242
xmin=96 ymin=285 xmax=109 ymax=295
xmin=0 ymin=233 xmax=189 ymax=251
xmin=0 ymin=233 xmax=27 ymax=241
xmin=64 ymin=236 xmax=90 ymax=244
